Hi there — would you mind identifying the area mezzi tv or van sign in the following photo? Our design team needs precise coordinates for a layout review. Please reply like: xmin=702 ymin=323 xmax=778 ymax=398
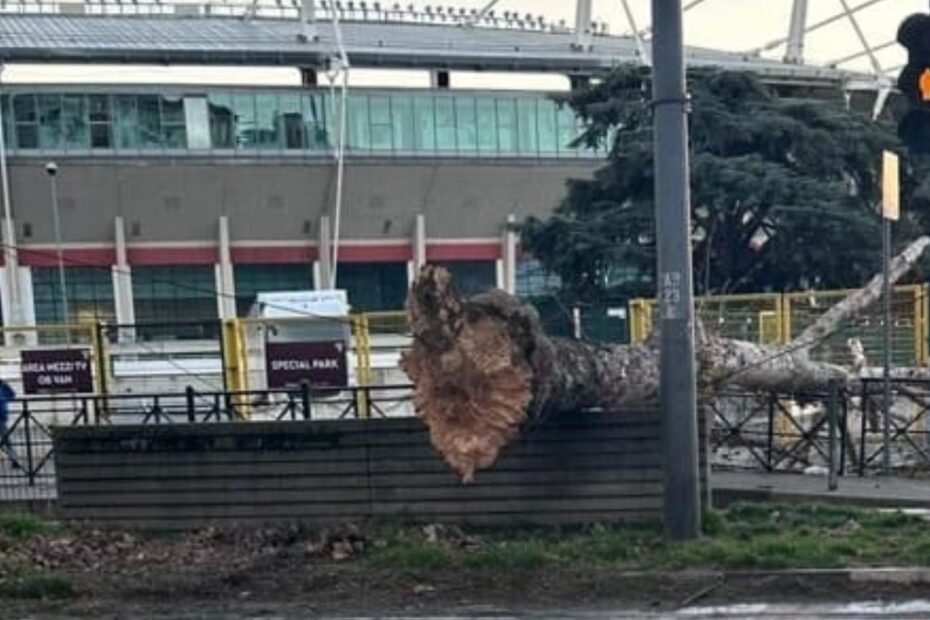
xmin=265 ymin=341 xmax=348 ymax=389
xmin=21 ymin=349 xmax=94 ymax=394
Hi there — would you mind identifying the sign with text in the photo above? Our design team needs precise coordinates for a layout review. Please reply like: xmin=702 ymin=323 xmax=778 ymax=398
xmin=21 ymin=349 xmax=94 ymax=394
xmin=265 ymin=341 xmax=348 ymax=389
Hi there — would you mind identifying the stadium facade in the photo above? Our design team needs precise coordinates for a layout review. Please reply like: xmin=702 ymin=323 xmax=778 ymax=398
xmin=0 ymin=1 xmax=869 ymax=338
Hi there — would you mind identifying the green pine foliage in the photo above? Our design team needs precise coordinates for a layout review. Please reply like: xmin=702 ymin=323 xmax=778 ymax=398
xmin=522 ymin=67 xmax=930 ymax=303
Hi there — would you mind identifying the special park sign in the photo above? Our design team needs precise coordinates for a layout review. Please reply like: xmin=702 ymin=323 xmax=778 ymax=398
xmin=21 ymin=349 xmax=94 ymax=394
xmin=265 ymin=341 xmax=348 ymax=389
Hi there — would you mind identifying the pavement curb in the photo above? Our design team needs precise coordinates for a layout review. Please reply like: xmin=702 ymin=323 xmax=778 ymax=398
xmin=616 ymin=567 xmax=930 ymax=584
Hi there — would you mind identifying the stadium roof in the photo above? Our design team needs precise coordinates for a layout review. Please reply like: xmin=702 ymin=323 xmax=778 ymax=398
xmin=0 ymin=12 xmax=863 ymax=85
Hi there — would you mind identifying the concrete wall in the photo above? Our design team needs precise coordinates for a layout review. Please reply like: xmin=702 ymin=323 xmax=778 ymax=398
xmin=9 ymin=157 xmax=596 ymax=246
xmin=53 ymin=410 xmax=709 ymax=528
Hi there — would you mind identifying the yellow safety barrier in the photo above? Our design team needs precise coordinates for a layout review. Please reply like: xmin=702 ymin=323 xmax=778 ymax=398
xmin=352 ymin=314 xmax=372 ymax=419
xmin=221 ymin=319 xmax=249 ymax=419
xmin=629 ymin=284 xmax=928 ymax=367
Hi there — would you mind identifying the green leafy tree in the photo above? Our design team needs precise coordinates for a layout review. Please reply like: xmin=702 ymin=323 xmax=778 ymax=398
xmin=521 ymin=67 xmax=930 ymax=303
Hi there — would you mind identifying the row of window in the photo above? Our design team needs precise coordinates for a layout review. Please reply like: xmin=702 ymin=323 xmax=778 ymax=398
xmin=3 ymin=90 xmax=600 ymax=158
xmin=30 ymin=262 xmax=504 ymax=335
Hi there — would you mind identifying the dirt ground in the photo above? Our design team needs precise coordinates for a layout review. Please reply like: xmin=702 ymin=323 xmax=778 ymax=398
xmin=2 ymin=523 xmax=929 ymax=618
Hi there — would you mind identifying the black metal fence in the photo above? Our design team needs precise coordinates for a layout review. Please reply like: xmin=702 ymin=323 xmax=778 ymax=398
xmin=7 ymin=379 xmax=930 ymax=506
xmin=0 ymin=384 xmax=414 ymax=503
xmin=710 ymin=379 xmax=930 ymax=477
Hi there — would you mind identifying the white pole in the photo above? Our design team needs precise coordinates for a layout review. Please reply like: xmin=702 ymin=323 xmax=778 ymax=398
xmin=574 ymin=0 xmax=593 ymax=49
xmin=299 ymin=0 xmax=317 ymax=42
xmin=0 ymin=65 xmax=21 ymax=328
xmin=784 ymin=0 xmax=809 ymax=63
xmin=329 ymin=5 xmax=350 ymax=290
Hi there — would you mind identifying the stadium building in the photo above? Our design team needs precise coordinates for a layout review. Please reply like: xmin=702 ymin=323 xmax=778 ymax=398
xmin=0 ymin=0 xmax=888 ymax=403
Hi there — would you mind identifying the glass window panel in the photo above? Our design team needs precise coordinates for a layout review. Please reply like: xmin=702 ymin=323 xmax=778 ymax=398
xmin=434 ymin=261 xmax=496 ymax=297
xmin=113 ymin=95 xmax=138 ymax=150
xmin=304 ymin=93 xmax=329 ymax=150
xmin=413 ymin=95 xmax=436 ymax=152
xmin=516 ymin=258 xmax=561 ymax=298
xmin=183 ymin=96 xmax=210 ymax=150
xmin=16 ymin=123 xmax=37 ymax=149
xmin=496 ymin=98 xmax=517 ymax=153
xmin=455 ymin=97 xmax=477 ymax=153
xmin=160 ymin=95 xmax=186 ymax=149
xmin=517 ymin=98 xmax=538 ymax=155
xmin=132 ymin=265 xmax=218 ymax=340
xmin=88 ymin=95 xmax=111 ymax=149
xmin=557 ymin=104 xmax=578 ymax=154
xmin=0 ymin=95 xmax=13 ymax=149
xmin=12 ymin=94 xmax=36 ymax=123
xmin=90 ymin=123 xmax=111 ymax=149
xmin=476 ymin=97 xmax=497 ymax=153
xmin=336 ymin=263 xmax=408 ymax=312
xmin=537 ymin=99 xmax=558 ymax=154
xmin=233 ymin=93 xmax=257 ymax=149
xmin=88 ymin=95 xmax=110 ymax=123
xmin=233 ymin=264 xmax=313 ymax=316
xmin=37 ymin=94 xmax=63 ymax=150
xmin=208 ymin=93 xmax=235 ymax=149
xmin=434 ymin=97 xmax=456 ymax=152
xmin=391 ymin=95 xmax=415 ymax=152
xmin=33 ymin=267 xmax=115 ymax=325
xmin=254 ymin=92 xmax=280 ymax=149
xmin=1 ymin=95 xmax=11 ymax=151
xmin=369 ymin=96 xmax=393 ymax=152
xmin=137 ymin=95 xmax=163 ymax=149
xmin=61 ymin=95 xmax=89 ymax=150
xmin=278 ymin=93 xmax=305 ymax=150
xmin=13 ymin=94 xmax=37 ymax=149
xmin=347 ymin=95 xmax=370 ymax=152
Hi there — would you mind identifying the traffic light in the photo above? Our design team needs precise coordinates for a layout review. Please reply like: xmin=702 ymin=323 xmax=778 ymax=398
xmin=897 ymin=13 xmax=930 ymax=153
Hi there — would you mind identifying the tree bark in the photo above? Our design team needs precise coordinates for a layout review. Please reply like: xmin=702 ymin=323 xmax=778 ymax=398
xmin=401 ymin=237 xmax=930 ymax=481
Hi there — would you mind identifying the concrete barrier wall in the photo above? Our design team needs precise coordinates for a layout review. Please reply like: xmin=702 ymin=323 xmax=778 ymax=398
xmin=53 ymin=410 xmax=708 ymax=528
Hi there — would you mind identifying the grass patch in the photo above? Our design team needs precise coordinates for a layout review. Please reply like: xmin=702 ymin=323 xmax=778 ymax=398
xmin=363 ymin=502 xmax=930 ymax=574
xmin=0 ymin=512 xmax=56 ymax=539
xmin=0 ymin=573 xmax=74 ymax=600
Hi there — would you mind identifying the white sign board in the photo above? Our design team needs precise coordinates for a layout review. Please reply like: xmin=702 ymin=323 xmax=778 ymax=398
xmin=255 ymin=290 xmax=349 ymax=319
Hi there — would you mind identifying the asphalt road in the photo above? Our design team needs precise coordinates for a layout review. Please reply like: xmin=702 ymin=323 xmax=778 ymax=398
xmin=14 ymin=600 xmax=930 ymax=619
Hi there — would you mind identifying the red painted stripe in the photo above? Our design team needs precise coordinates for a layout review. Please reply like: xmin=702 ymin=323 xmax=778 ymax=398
xmin=127 ymin=246 xmax=218 ymax=266
xmin=19 ymin=246 xmax=116 ymax=268
xmin=337 ymin=244 xmax=412 ymax=262
xmin=426 ymin=242 xmax=500 ymax=261
xmin=231 ymin=245 xmax=318 ymax=264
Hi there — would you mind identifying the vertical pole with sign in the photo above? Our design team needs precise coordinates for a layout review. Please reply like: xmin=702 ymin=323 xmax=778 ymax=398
xmin=652 ymin=0 xmax=700 ymax=540
xmin=882 ymin=150 xmax=900 ymax=474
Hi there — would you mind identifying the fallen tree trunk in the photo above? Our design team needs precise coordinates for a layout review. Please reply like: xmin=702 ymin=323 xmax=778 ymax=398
xmin=401 ymin=237 xmax=930 ymax=481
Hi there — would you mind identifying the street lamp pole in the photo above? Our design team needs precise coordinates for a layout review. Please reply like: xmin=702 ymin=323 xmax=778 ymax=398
xmin=45 ymin=162 xmax=69 ymax=325
xmin=652 ymin=0 xmax=701 ymax=540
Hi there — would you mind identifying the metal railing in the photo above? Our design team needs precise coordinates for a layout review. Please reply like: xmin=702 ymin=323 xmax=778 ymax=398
xmin=710 ymin=387 xmax=846 ymax=476
xmin=0 ymin=384 xmax=414 ymax=502
xmin=0 ymin=0 xmax=582 ymax=35
xmin=711 ymin=379 xmax=930 ymax=479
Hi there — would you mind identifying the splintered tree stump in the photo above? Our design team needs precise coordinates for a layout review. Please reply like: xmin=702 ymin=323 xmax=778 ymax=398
xmin=401 ymin=237 xmax=930 ymax=481
xmin=401 ymin=267 xmax=658 ymax=481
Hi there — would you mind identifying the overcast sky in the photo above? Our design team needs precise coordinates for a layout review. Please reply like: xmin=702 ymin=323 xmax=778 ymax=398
xmin=4 ymin=0 xmax=924 ymax=85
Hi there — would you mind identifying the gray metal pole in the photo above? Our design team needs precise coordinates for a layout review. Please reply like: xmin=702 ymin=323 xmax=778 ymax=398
xmin=49 ymin=170 xmax=69 ymax=325
xmin=882 ymin=218 xmax=892 ymax=473
xmin=651 ymin=0 xmax=700 ymax=540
